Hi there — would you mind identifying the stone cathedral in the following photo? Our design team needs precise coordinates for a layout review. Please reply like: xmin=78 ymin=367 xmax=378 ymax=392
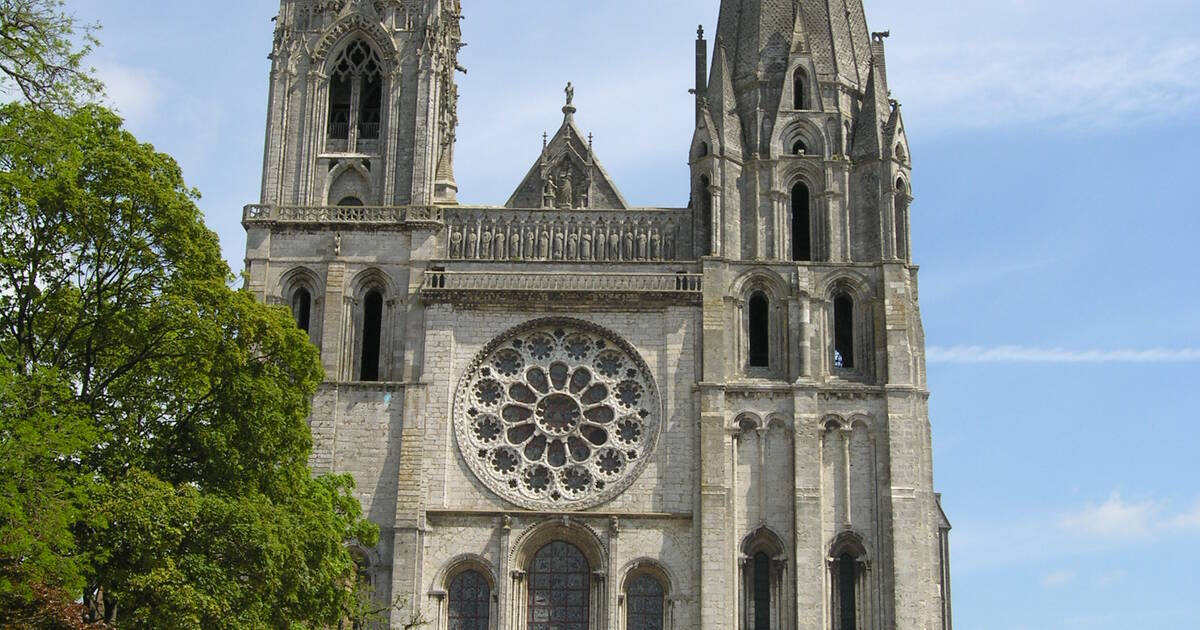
xmin=243 ymin=0 xmax=953 ymax=628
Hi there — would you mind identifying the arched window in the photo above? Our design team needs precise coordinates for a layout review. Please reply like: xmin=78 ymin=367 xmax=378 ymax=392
xmin=752 ymin=552 xmax=771 ymax=630
xmin=792 ymin=140 xmax=808 ymax=155
xmin=834 ymin=553 xmax=859 ymax=630
xmin=448 ymin=570 xmax=490 ymax=630
xmin=338 ymin=196 xmax=364 ymax=207
xmin=328 ymin=40 xmax=383 ymax=143
xmin=791 ymin=182 xmax=812 ymax=262
xmin=528 ymin=541 xmax=589 ymax=630
xmin=748 ymin=292 xmax=770 ymax=368
xmin=292 ymin=287 xmax=312 ymax=332
xmin=360 ymin=290 xmax=383 ymax=381
xmin=894 ymin=179 xmax=909 ymax=260
xmin=833 ymin=294 xmax=855 ymax=369
xmin=626 ymin=573 xmax=665 ymax=630
xmin=793 ymin=68 xmax=808 ymax=109
xmin=697 ymin=141 xmax=709 ymax=158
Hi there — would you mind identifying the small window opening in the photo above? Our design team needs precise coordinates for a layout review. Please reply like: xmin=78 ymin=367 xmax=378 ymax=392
xmin=836 ymin=553 xmax=858 ymax=630
xmin=338 ymin=196 xmax=364 ymax=207
xmin=360 ymin=290 xmax=383 ymax=381
xmin=292 ymin=287 xmax=312 ymax=332
xmin=793 ymin=68 xmax=808 ymax=109
xmin=748 ymin=292 xmax=770 ymax=368
xmin=753 ymin=552 xmax=771 ymax=630
xmin=698 ymin=141 xmax=709 ymax=158
xmin=792 ymin=140 xmax=808 ymax=155
xmin=834 ymin=294 xmax=855 ymax=369
xmin=791 ymin=182 xmax=811 ymax=262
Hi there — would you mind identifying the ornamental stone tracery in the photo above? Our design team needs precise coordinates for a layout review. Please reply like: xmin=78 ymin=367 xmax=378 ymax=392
xmin=454 ymin=319 xmax=661 ymax=511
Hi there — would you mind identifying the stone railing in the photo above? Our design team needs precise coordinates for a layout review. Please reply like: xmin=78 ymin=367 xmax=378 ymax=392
xmin=443 ymin=207 xmax=693 ymax=262
xmin=421 ymin=270 xmax=702 ymax=303
xmin=242 ymin=204 xmax=445 ymax=227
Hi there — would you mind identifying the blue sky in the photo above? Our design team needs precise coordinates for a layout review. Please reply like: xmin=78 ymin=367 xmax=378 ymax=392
xmin=49 ymin=1 xmax=1200 ymax=627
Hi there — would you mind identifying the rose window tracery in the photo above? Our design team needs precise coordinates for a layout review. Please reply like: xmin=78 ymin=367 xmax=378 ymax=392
xmin=454 ymin=319 xmax=661 ymax=510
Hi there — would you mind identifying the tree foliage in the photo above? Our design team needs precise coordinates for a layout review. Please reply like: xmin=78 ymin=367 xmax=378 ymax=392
xmin=0 ymin=102 xmax=377 ymax=628
xmin=0 ymin=0 xmax=101 ymax=109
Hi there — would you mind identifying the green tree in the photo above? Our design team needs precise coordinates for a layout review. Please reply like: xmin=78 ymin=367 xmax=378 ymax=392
xmin=0 ymin=0 xmax=101 ymax=109
xmin=0 ymin=102 xmax=377 ymax=628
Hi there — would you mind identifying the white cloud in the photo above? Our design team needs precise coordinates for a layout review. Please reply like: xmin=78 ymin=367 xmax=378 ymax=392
xmin=94 ymin=61 xmax=166 ymax=129
xmin=1059 ymin=493 xmax=1158 ymax=540
xmin=874 ymin=0 xmax=1200 ymax=132
xmin=927 ymin=346 xmax=1200 ymax=363
xmin=1059 ymin=493 xmax=1200 ymax=542
xmin=1041 ymin=570 xmax=1075 ymax=588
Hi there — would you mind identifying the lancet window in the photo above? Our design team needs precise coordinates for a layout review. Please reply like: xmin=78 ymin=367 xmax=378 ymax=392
xmin=625 ymin=573 xmax=666 ymax=630
xmin=360 ymin=290 xmax=383 ymax=381
xmin=748 ymin=292 xmax=770 ymax=368
xmin=328 ymin=39 xmax=384 ymax=143
xmin=792 ymin=182 xmax=812 ymax=261
xmin=833 ymin=294 xmax=855 ymax=370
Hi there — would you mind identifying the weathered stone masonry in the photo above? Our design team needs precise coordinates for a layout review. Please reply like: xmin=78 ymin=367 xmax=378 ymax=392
xmin=243 ymin=1 xmax=952 ymax=628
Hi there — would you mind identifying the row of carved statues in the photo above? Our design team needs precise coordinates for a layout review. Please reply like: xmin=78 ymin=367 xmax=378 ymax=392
xmin=446 ymin=217 xmax=686 ymax=262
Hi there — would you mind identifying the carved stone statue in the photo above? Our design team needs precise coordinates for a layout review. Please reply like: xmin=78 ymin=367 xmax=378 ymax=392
xmin=558 ymin=172 xmax=573 ymax=209
xmin=565 ymin=81 xmax=574 ymax=105
xmin=543 ymin=174 xmax=557 ymax=208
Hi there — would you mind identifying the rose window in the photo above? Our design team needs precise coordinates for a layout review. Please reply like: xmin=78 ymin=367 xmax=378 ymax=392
xmin=454 ymin=319 xmax=661 ymax=510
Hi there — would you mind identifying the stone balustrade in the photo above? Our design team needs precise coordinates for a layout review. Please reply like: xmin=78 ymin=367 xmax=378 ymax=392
xmin=444 ymin=208 xmax=693 ymax=262
xmin=422 ymin=270 xmax=702 ymax=303
xmin=242 ymin=204 xmax=445 ymax=227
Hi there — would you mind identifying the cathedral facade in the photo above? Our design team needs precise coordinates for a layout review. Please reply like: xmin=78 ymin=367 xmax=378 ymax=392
xmin=243 ymin=1 xmax=952 ymax=628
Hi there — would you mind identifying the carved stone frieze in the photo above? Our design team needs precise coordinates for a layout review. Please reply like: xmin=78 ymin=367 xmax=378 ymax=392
xmin=444 ymin=208 xmax=691 ymax=263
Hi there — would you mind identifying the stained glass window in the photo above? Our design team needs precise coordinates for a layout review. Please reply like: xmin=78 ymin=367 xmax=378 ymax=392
xmin=626 ymin=573 xmax=665 ymax=630
xmin=448 ymin=570 xmax=490 ymax=630
xmin=528 ymin=541 xmax=590 ymax=630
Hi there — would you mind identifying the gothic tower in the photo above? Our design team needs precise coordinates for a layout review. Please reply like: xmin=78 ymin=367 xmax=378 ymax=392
xmin=242 ymin=1 xmax=950 ymax=628
xmin=690 ymin=1 xmax=948 ymax=628
xmin=261 ymin=0 xmax=463 ymax=208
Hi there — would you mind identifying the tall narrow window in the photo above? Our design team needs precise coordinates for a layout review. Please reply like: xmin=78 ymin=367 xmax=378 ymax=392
xmin=448 ymin=570 xmax=490 ymax=630
xmin=626 ymin=574 xmax=665 ymax=630
xmin=292 ymin=287 xmax=312 ymax=333
xmin=895 ymin=179 xmax=909 ymax=260
xmin=328 ymin=40 xmax=383 ymax=144
xmin=753 ymin=552 xmax=771 ymax=630
xmin=748 ymin=292 xmax=770 ymax=368
xmin=793 ymin=68 xmax=808 ymax=109
xmin=527 ymin=541 xmax=589 ymax=630
xmin=359 ymin=74 xmax=382 ymax=139
xmin=834 ymin=294 xmax=855 ymax=369
xmin=700 ymin=176 xmax=714 ymax=256
xmin=360 ymin=290 xmax=383 ymax=381
xmin=836 ymin=553 xmax=858 ymax=630
xmin=329 ymin=73 xmax=352 ymax=139
xmin=791 ymin=182 xmax=811 ymax=262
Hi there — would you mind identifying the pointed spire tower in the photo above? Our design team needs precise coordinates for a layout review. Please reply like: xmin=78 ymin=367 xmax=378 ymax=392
xmin=691 ymin=0 xmax=911 ymax=263
xmin=691 ymin=3 xmax=946 ymax=630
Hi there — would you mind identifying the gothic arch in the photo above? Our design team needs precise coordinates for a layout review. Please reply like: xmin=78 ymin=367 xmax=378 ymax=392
xmin=730 ymin=268 xmax=789 ymax=300
xmin=509 ymin=518 xmax=607 ymax=570
xmin=347 ymin=268 xmax=397 ymax=382
xmin=349 ymin=267 xmax=398 ymax=298
xmin=279 ymin=265 xmax=324 ymax=302
xmin=433 ymin=553 xmax=498 ymax=591
xmin=327 ymin=159 xmax=372 ymax=205
xmin=820 ymin=270 xmax=871 ymax=300
xmin=740 ymin=526 xmax=790 ymax=630
xmin=741 ymin=525 xmax=787 ymax=557
xmin=822 ymin=413 xmax=848 ymax=432
xmin=732 ymin=411 xmax=763 ymax=433
xmin=313 ymin=16 xmax=398 ymax=68
xmin=618 ymin=558 xmax=676 ymax=596
xmin=775 ymin=118 xmax=826 ymax=159
xmin=731 ymin=270 xmax=790 ymax=378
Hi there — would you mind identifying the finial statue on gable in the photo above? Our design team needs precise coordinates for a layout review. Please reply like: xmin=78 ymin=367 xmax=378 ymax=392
xmin=565 ymin=82 xmax=575 ymax=106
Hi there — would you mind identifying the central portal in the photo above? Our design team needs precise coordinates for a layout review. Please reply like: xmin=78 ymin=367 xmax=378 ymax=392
xmin=528 ymin=541 xmax=590 ymax=630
